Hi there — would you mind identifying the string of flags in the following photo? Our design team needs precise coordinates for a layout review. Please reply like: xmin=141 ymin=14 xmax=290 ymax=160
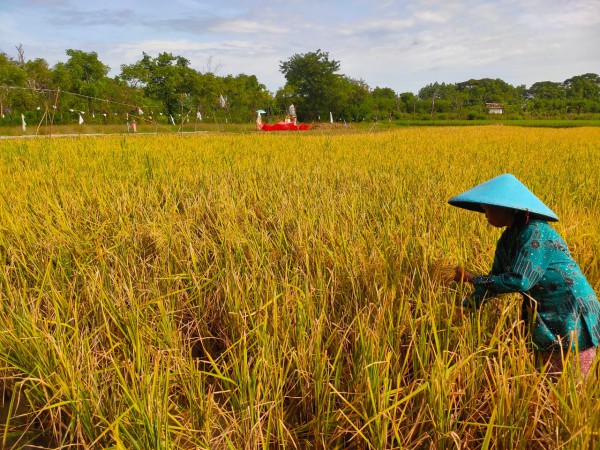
xmin=0 ymin=85 xmax=269 ymax=134
xmin=1 ymin=85 xmax=208 ymax=129
xmin=6 ymin=105 xmax=207 ymax=130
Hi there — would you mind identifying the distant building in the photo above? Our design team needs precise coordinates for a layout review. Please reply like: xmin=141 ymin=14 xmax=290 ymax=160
xmin=486 ymin=103 xmax=504 ymax=114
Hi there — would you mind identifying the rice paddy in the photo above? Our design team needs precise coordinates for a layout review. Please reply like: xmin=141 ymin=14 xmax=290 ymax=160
xmin=0 ymin=126 xmax=599 ymax=448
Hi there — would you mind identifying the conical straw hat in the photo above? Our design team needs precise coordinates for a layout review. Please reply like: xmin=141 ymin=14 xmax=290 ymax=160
xmin=448 ymin=173 xmax=559 ymax=222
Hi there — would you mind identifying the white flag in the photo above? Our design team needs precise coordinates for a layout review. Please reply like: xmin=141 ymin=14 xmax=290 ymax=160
xmin=79 ymin=114 xmax=84 ymax=125
xmin=330 ymin=112 xmax=333 ymax=123
xmin=288 ymin=104 xmax=296 ymax=117
xmin=170 ymin=115 xmax=175 ymax=125
xmin=21 ymin=114 xmax=26 ymax=131
xmin=219 ymin=94 xmax=227 ymax=108
xmin=138 ymin=107 xmax=144 ymax=115
xmin=197 ymin=111 xmax=202 ymax=121
xmin=256 ymin=111 xmax=264 ymax=129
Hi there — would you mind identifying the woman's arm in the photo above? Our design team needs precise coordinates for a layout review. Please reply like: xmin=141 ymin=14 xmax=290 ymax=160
xmin=472 ymin=224 xmax=551 ymax=294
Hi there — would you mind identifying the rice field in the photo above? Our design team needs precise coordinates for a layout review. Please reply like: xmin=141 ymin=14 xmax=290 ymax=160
xmin=0 ymin=126 xmax=599 ymax=449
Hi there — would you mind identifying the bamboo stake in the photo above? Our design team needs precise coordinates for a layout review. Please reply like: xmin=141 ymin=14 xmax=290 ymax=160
xmin=49 ymin=88 xmax=60 ymax=137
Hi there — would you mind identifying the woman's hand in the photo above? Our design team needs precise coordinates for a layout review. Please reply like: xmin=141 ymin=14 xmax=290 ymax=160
xmin=454 ymin=265 xmax=475 ymax=283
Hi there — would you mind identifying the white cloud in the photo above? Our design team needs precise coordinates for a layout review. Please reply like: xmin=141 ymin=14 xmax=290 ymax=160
xmin=413 ymin=10 xmax=451 ymax=24
xmin=209 ymin=19 xmax=288 ymax=34
xmin=336 ymin=18 xmax=415 ymax=36
xmin=1 ymin=0 xmax=597 ymax=95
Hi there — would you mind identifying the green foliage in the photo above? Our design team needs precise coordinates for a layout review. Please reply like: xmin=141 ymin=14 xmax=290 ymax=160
xmin=120 ymin=52 xmax=199 ymax=117
xmin=1 ymin=46 xmax=600 ymax=129
xmin=338 ymin=77 xmax=372 ymax=121
xmin=564 ymin=73 xmax=600 ymax=114
xmin=278 ymin=49 xmax=343 ymax=120
xmin=371 ymin=86 xmax=398 ymax=120
xmin=0 ymin=52 xmax=26 ymax=86
xmin=119 ymin=53 xmax=272 ymax=123
xmin=218 ymin=73 xmax=272 ymax=122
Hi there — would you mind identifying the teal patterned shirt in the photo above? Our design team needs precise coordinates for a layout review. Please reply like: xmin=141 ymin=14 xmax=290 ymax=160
xmin=467 ymin=220 xmax=600 ymax=352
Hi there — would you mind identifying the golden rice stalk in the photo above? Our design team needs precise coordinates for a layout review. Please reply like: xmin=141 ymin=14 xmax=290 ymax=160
xmin=432 ymin=257 xmax=457 ymax=285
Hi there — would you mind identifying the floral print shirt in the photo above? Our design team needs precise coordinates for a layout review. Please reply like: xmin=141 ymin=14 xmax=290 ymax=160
xmin=468 ymin=220 xmax=600 ymax=352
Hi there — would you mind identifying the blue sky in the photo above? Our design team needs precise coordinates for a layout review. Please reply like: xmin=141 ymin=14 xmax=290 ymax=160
xmin=1 ymin=0 xmax=598 ymax=94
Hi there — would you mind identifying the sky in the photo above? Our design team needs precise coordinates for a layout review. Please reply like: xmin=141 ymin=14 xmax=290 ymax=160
xmin=0 ymin=0 xmax=599 ymax=94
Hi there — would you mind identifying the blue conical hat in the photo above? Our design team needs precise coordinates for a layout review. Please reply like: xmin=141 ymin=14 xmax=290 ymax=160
xmin=448 ymin=174 xmax=559 ymax=222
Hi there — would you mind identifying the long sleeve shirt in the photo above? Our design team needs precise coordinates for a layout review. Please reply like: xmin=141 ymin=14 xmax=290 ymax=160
xmin=467 ymin=220 xmax=600 ymax=352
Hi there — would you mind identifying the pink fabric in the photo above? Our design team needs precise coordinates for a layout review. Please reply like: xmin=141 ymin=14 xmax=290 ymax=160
xmin=537 ymin=346 xmax=597 ymax=378
xmin=579 ymin=346 xmax=597 ymax=378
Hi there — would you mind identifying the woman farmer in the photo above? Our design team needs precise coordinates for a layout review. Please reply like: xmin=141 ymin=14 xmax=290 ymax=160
xmin=449 ymin=174 xmax=600 ymax=377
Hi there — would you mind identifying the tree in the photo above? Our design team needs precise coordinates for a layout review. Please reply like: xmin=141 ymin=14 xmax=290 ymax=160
xmin=273 ymin=84 xmax=297 ymax=119
xmin=1 ymin=51 xmax=58 ymax=124
xmin=398 ymin=92 xmax=419 ymax=119
xmin=563 ymin=73 xmax=600 ymax=114
xmin=25 ymin=58 xmax=53 ymax=90
xmin=0 ymin=52 xmax=26 ymax=87
xmin=52 ymin=49 xmax=112 ymax=119
xmin=0 ymin=52 xmax=27 ymax=122
xmin=120 ymin=52 xmax=200 ymax=117
xmin=526 ymin=81 xmax=565 ymax=115
xmin=372 ymin=87 xmax=397 ymax=119
xmin=58 ymin=49 xmax=110 ymax=95
xmin=219 ymin=74 xmax=272 ymax=122
xmin=338 ymin=77 xmax=371 ymax=121
xmin=527 ymin=81 xmax=564 ymax=100
xmin=279 ymin=49 xmax=342 ymax=120
xmin=419 ymin=82 xmax=443 ymax=116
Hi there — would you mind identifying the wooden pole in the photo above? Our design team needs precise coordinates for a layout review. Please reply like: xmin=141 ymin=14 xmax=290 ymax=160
xmin=49 ymin=88 xmax=60 ymax=137
xmin=36 ymin=106 xmax=48 ymax=135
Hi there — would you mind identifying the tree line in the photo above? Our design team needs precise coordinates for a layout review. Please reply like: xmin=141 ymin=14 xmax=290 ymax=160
xmin=1 ymin=46 xmax=599 ymax=126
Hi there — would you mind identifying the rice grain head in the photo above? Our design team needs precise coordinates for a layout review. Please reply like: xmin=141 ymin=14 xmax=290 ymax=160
xmin=432 ymin=257 xmax=457 ymax=285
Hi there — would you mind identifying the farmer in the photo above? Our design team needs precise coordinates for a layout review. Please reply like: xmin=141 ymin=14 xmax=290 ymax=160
xmin=448 ymin=174 xmax=600 ymax=378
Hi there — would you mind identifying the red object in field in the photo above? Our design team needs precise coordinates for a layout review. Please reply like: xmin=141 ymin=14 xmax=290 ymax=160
xmin=258 ymin=121 xmax=313 ymax=131
xmin=132 ymin=121 xmax=137 ymax=132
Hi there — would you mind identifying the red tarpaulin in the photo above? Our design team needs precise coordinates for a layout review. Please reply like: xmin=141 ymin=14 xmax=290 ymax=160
xmin=258 ymin=121 xmax=313 ymax=131
xmin=256 ymin=110 xmax=313 ymax=131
